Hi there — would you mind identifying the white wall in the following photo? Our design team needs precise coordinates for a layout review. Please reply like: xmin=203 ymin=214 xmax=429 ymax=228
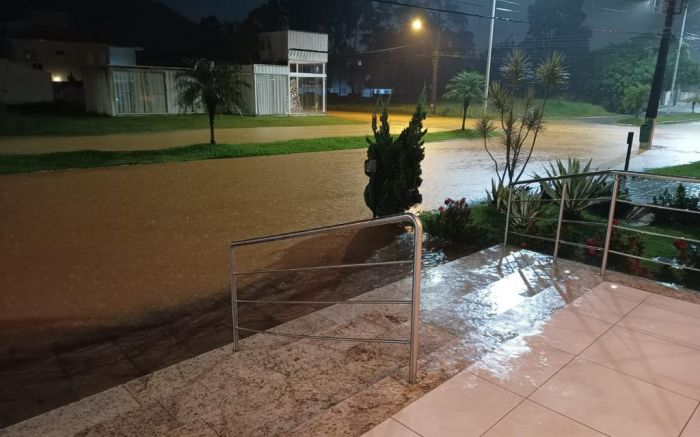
xmin=83 ymin=66 xmax=204 ymax=116
xmin=108 ymin=47 xmax=137 ymax=66
xmin=0 ymin=59 xmax=54 ymax=105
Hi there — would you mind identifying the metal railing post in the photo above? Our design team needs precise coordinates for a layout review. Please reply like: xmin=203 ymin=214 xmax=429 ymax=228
xmin=600 ymin=174 xmax=620 ymax=277
xmin=553 ymin=182 xmax=568 ymax=264
xmin=228 ymin=213 xmax=423 ymax=384
xmin=230 ymin=248 xmax=240 ymax=352
xmin=499 ymin=184 xmax=514 ymax=269
xmin=408 ymin=217 xmax=422 ymax=384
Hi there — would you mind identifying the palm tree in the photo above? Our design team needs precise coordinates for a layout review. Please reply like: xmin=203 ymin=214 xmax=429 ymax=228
xmin=176 ymin=59 xmax=247 ymax=144
xmin=442 ymin=70 xmax=485 ymax=130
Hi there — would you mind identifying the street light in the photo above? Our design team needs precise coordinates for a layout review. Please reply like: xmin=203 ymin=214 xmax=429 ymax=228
xmin=410 ymin=17 xmax=441 ymax=115
xmin=411 ymin=18 xmax=423 ymax=32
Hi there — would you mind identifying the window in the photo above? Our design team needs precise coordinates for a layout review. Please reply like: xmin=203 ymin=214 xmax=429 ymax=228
xmin=298 ymin=63 xmax=323 ymax=74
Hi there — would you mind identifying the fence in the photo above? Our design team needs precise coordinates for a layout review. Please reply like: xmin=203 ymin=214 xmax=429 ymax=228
xmin=501 ymin=170 xmax=700 ymax=280
xmin=229 ymin=213 xmax=423 ymax=383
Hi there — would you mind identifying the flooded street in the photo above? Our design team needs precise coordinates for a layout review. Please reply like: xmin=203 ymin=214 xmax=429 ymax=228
xmin=1 ymin=118 xmax=698 ymax=341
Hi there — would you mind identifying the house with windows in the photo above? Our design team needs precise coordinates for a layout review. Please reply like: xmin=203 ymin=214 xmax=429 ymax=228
xmin=243 ymin=30 xmax=328 ymax=115
xmin=81 ymin=30 xmax=328 ymax=116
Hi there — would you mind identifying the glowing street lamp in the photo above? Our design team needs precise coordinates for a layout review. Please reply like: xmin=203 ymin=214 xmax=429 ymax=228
xmin=409 ymin=17 xmax=441 ymax=114
xmin=411 ymin=17 xmax=423 ymax=32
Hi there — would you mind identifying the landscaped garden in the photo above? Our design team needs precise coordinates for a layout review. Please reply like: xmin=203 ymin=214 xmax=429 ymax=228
xmin=362 ymin=50 xmax=700 ymax=293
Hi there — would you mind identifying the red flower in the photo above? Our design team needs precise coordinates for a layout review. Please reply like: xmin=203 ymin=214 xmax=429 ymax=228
xmin=674 ymin=239 xmax=689 ymax=251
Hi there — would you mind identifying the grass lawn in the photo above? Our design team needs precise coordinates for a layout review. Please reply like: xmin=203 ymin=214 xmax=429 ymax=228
xmin=618 ymin=222 xmax=700 ymax=259
xmin=647 ymin=160 xmax=700 ymax=178
xmin=0 ymin=112 xmax=361 ymax=136
xmin=618 ymin=113 xmax=700 ymax=126
xmin=0 ymin=129 xmax=485 ymax=175
xmin=329 ymin=98 xmax=614 ymax=119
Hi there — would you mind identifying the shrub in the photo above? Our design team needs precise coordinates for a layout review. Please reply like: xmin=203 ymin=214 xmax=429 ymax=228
xmin=421 ymin=198 xmax=480 ymax=243
xmin=536 ymin=158 xmax=611 ymax=218
xmin=486 ymin=179 xmax=510 ymax=212
xmin=582 ymin=224 xmax=648 ymax=276
xmin=652 ymin=184 xmax=700 ymax=225
xmin=364 ymin=92 xmax=426 ymax=217
xmin=510 ymin=188 xmax=543 ymax=231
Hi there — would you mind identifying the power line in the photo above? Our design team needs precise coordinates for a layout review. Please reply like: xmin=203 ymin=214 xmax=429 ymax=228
xmin=371 ymin=0 xmax=663 ymax=36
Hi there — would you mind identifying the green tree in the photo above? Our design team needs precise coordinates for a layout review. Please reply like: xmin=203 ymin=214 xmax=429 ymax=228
xmin=523 ymin=0 xmax=590 ymax=97
xmin=442 ymin=70 xmax=485 ymax=130
xmin=478 ymin=50 xmax=568 ymax=208
xmin=622 ymin=84 xmax=651 ymax=118
xmin=176 ymin=59 xmax=247 ymax=145
xmin=364 ymin=92 xmax=427 ymax=217
xmin=584 ymin=35 xmax=700 ymax=112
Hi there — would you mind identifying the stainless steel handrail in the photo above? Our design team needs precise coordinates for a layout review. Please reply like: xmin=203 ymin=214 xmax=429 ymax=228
xmin=229 ymin=213 xmax=423 ymax=384
xmin=501 ymin=170 xmax=699 ymax=279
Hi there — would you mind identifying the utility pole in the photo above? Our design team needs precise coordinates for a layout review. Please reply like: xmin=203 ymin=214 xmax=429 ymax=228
xmin=640 ymin=0 xmax=683 ymax=148
xmin=667 ymin=0 xmax=689 ymax=113
xmin=484 ymin=0 xmax=497 ymax=110
xmin=431 ymin=30 xmax=441 ymax=115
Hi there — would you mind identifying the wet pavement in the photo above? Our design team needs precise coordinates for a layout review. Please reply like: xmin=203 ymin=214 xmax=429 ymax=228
xmin=4 ymin=246 xmax=699 ymax=436
xmin=0 ymin=247 xmax=599 ymax=435
xmin=367 ymin=279 xmax=700 ymax=437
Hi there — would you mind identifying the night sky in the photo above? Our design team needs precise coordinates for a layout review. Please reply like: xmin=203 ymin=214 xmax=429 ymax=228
xmin=157 ymin=0 xmax=696 ymax=53
xmin=159 ymin=0 xmax=264 ymax=22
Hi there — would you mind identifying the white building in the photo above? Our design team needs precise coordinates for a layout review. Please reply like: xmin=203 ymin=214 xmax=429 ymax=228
xmin=83 ymin=65 xmax=201 ymax=116
xmin=81 ymin=30 xmax=328 ymax=116
xmin=248 ymin=30 xmax=328 ymax=115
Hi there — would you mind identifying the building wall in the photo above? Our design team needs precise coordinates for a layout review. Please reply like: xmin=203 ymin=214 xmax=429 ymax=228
xmin=241 ymin=64 xmax=289 ymax=116
xmin=7 ymin=39 xmax=138 ymax=82
xmin=83 ymin=67 xmax=113 ymax=114
xmin=259 ymin=31 xmax=328 ymax=64
xmin=83 ymin=66 xmax=203 ymax=116
xmin=8 ymin=39 xmax=110 ymax=81
xmin=0 ymin=59 xmax=54 ymax=104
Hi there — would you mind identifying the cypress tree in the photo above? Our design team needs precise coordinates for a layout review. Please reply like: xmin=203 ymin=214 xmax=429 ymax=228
xmin=364 ymin=91 xmax=426 ymax=217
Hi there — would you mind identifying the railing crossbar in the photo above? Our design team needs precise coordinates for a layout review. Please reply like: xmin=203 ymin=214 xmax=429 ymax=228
xmin=510 ymin=231 xmax=604 ymax=252
xmin=616 ymin=199 xmax=700 ymax=216
xmin=234 ymin=299 xmax=412 ymax=305
xmin=612 ymin=225 xmax=700 ymax=245
xmin=607 ymin=250 xmax=700 ymax=274
xmin=510 ymin=197 xmax=611 ymax=203
xmin=236 ymin=326 xmax=411 ymax=344
xmin=234 ymin=260 xmax=412 ymax=276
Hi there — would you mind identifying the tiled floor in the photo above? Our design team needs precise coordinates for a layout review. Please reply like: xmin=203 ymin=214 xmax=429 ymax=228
xmin=366 ymin=281 xmax=700 ymax=437
xmin=3 ymin=247 xmax=699 ymax=437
